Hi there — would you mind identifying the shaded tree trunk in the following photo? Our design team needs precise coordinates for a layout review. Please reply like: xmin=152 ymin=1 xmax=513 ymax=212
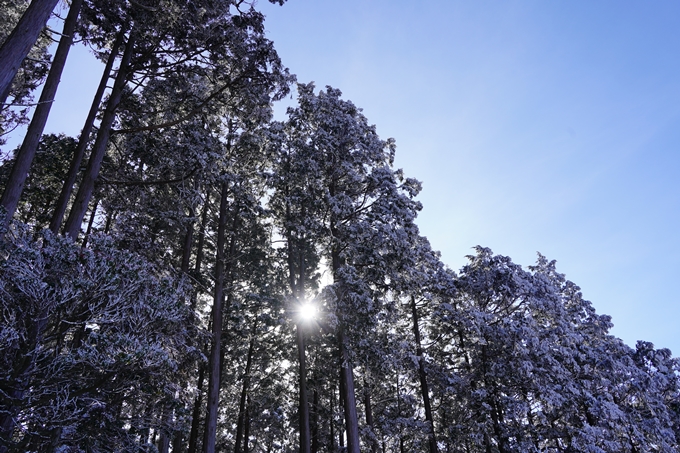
xmin=297 ymin=323 xmax=311 ymax=453
xmin=410 ymin=296 xmax=438 ymax=453
xmin=0 ymin=0 xmax=59 ymax=104
xmin=1 ymin=0 xmax=83 ymax=223
xmin=202 ymin=180 xmax=229 ymax=453
xmin=80 ymin=197 xmax=98 ymax=248
xmin=234 ymin=330 xmax=256 ymax=453
xmin=311 ymin=388 xmax=319 ymax=453
xmin=63 ymin=30 xmax=135 ymax=240
xmin=364 ymin=379 xmax=379 ymax=453
xmin=49 ymin=30 xmax=124 ymax=233
xmin=338 ymin=329 xmax=361 ymax=453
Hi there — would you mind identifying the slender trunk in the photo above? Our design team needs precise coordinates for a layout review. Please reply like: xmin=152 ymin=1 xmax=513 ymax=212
xmin=49 ymin=30 xmax=124 ymax=233
xmin=338 ymin=379 xmax=345 ymax=450
xmin=330 ymin=216 xmax=360 ymax=453
xmin=63 ymin=30 xmax=135 ymax=240
xmin=330 ymin=385 xmax=335 ymax=453
xmin=0 ymin=0 xmax=60 ymax=103
xmin=410 ymin=296 xmax=438 ymax=453
xmin=311 ymin=388 xmax=319 ymax=453
xmin=297 ymin=324 xmax=311 ymax=453
xmin=243 ymin=396 xmax=251 ymax=453
xmin=364 ymin=379 xmax=378 ymax=453
xmin=397 ymin=374 xmax=405 ymax=453
xmin=338 ymin=330 xmax=361 ymax=453
xmin=180 ymin=178 xmax=201 ymax=272
xmin=202 ymin=181 xmax=229 ymax=453
xmin=187 ymin=365 xmax=206 ymax=453
xmin=1 ymin=0 xmax=83 ymax=223
xmin=234 ymin=331 xmax=256 ymax=453
xmin=80 ymin=197 xmax=98 ymax=248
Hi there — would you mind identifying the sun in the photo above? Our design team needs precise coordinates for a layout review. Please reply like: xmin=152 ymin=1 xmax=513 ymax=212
xmin=298 ymin=303 xmax=317 ymax=322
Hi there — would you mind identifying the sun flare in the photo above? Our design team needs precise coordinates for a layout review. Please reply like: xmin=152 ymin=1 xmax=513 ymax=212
xmin=298 ymin=303 xmax=317 ymax=321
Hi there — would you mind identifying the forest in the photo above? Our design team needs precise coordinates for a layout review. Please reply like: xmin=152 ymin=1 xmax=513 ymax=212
xmin=1 ymin=1 xmax=679 ymax=452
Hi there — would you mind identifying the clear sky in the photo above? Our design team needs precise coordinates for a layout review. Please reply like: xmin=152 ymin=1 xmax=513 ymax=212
xmin=255 ymin=0 xmax=680 ymax=354
xmin=5 ymin=1 xmax=680 ymax=354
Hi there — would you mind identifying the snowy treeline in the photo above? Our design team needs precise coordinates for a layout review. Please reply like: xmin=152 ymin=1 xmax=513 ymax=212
xmin=1 ymin=1 xmax=678 ymax=452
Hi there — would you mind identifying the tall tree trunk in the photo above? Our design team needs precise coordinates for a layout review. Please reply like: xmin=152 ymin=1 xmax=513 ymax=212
xmin=0 ymin=0 xmax=60 ymax=104
xmin=243 ymin=396 xmax=251 ymax=453
xmin=187 ymin=365 xmax=206 ymax=453
xmin=49 ymin=30 xmax=124 ymax=234
xmin=338 ymin=380 xmax=345 ymax=450
xmin=410 ymin=296 xmax=438 ymax=453
xmin=63 ymin=30 xmax=135 ymax=240
xmin=364 ymin=379 xmax=379 ymax=453
xmin=338 ymin=329 xmax=361 ymax=453
xmin=80 ymin=197 xmax=98 ymax=248
xmin=330 ymin=219 xmax=361 ymax=453
xmin=330 ymin=385 xmax=335 ymax=453
xmin=234 ymin=330 xmax=256 ymax=453
xmin=311 ymin=388 xmax=319 ymax=453
xmin=202 ymin=180 xmax=229 ymax=453
xmin=297 ymin=323 xmax=311 ymax=453
xmin=1 ymin=0 xmax=83 ymax=224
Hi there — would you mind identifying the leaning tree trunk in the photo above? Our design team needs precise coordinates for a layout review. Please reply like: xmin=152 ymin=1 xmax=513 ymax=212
xmin=0 ymin=0 xmax=60 ymax=104
xmin=63 ymin=30 xmax=135 ymax=240
xmin=49 ymin=29 xmax=124 ymax=234
xmin=202 ymin=180 xmax=229 ymax=453
xmin=1 ymin=0 xmax=83 ymax=224
xmin=410 ymin=296 xmax=438 ymax=453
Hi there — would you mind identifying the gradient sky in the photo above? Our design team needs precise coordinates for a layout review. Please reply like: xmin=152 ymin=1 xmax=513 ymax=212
xmin=5 ymin=1 xmax=680 ymax=354
xmin=256 ymin=0 xmax=680 ymax=354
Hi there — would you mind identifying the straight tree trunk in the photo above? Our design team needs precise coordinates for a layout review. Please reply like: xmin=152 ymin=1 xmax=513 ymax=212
xmin=234 ymin=331 xmax=256 ymax=453
xmin=49 ymin=30 xmax=124 ymax=233
xmin=297 ymin=323 xmax=311 ymax=453
xmin=63 ymin=30 xmax=135 ymax=240
xmin=364 ymin=379 xmax=379 ymax=453
xmin=410 ymin=296 xmax=438 ymax=453
xmin=1 ymin=0 xmax=83 ymax=223
xmin=311 ymin=389 xmax=319 ymax=453
xmin=338 ymin=330 xmax=361 ymax=453
xmin=187 ymin=365 xmax=206 ymax=453
xmin=202 ymin=180 xmax=229 ymax=453
xmin=330 ymin=222 xmax=361 ymax=453
xmin=0 ymin=0 xmax=60 ymax=104
xmin=330 ymin=385 xmax=335 ymax=453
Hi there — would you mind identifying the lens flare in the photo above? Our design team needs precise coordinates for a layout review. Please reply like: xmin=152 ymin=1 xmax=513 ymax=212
xmin=299 ymin=303 xmax=316 ymax=321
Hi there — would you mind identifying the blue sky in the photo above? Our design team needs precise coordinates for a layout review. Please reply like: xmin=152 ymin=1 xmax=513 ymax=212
xmin=5 ymin=1 xmax=680 ymax=354
xmin=255 ymin=0 xmax=680 ymax=354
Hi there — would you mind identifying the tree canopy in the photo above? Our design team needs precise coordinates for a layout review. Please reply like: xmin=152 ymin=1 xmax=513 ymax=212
xmin=0 ymin=2 xmax=678 ymax=452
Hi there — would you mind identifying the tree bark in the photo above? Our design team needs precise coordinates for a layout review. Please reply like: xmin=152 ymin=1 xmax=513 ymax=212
xmin=0 ymin=0 xmax=60 ymax=104
xmin=297 ymin=323 xmax=311 ymax=453
xmin=202 ymin=180 xmax=229 ymax=453
xmin=1 ymin=0 xmax=83 ymax=224
xmin=49 ymin=30 xmax=124 ymax=234
xmin=338 ymin=329 xmax=361 ymax=453
xmin=186 ymin=365 xmax=206 ymax=453
xmin=63 ymin=30 xmax=135 ymax=240
xmin=410 ymin=296 xmax=438 ymax=453
xmin=234 ymin=331 xmax=256 ymax=453
xmin=80 ymin=197 xmax=98 ymax=248
xmin=364 ymin=379 xmax=379 ymax=453
xmin=311 ymin=388 xmax=319 ymax=453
